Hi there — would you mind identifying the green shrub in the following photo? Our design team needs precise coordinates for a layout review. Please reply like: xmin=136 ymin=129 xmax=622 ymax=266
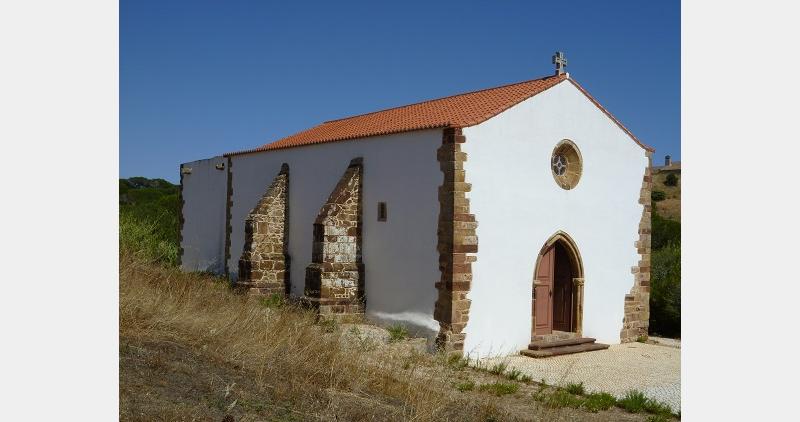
xmin=636 ymin=335 xmax=649 ymax=343
xmin=651 ymin=190 xmax=666 ymax=202
xmin=583 ymin=392 xmax=617 ymax=412
xmin=652 ymin=211 xmax=681 ymax=250
xmin=119 ymin=211 xmax=179 ymax=266
xmin=478 ymin=382 xmax=519 ymax=396
xmin=650 ymin=243 xmax=681 ymax=338
xmin=119 ymin=177 xmax=180 ymax=267
xmin=664 ymin=173 xmax=679 ymax=187
xmin=387 ymin=324 xmax=409 ymax=342
xmin=565 ymin=382 xmax=585 ymax=395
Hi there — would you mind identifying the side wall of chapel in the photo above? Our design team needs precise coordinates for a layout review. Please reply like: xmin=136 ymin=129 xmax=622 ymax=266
xmin=225 ymin=129 xmax=443 ymax=338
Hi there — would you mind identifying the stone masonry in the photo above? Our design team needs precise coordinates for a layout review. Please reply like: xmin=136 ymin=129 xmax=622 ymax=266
xmin=621 ymin=152 xmax=653 ymax=342
xmin=177 ymin=163 xmax=186 ymax=267
xmin=434 ymin=128 xmax=478 ymax=352
xmin=224 ymin=156 xmax=233 ymax=277
xmin=235 ymin=164 xmax=290 ymax=296
xmin=303 ymin=158 xmax=365 ymax=321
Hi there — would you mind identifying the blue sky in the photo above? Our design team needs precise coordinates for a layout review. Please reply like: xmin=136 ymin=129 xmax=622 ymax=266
xmin=121 ymin=0 xmax=679 ymax=182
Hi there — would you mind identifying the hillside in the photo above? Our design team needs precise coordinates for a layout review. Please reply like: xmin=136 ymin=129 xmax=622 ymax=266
xmin=648 ymin=165 xmax=681 ymax=339
xmin=651 ymin=168 xmax=681 ymax=221
xmin=119 ymin=177 xmax=180 ymax=266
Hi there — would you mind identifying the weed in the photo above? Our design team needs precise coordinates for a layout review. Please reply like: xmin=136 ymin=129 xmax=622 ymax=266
xmin=618 ymin=390 xmax=649 ymax=413
xmin=617 ymin=390 xmax=673 ymax=416
xmin=259 ymin=293 xmax=285 ymax=309
xmin=238 ymin=398 xmax=267 ymax=412
xmin=506 ymin=369 xmax=524 ymax=381
xmin=643 ymin=399 xmax=673 ymax=416
xmin=519 ymin=374 xmax=532 ymax=383
xmin=455 ymin=380 xmax=476 ymax=392
xmin=544 ymin=390 xmax=584 ymax=409
xmin=447 ymin=354 xmax=469 ymax=370
xmin=583 ymin=392 xmax=617 ymax=412
xmin=478 ymin=382 xmax=519 ymax=397
xmin=318 ymin=319 xmax=337 ymax=333
xmin=564 ymin=382 xmax=585 ymax=395
xmin=488 ymin=362 xmax=507 ymax=375
xmin=358 ymin=337 xmax=377 ymax=352
xmin=387 ymin=324 xmax=409 ymax=342
xmin=636 ymin=335 xmax=649 ymax=343
xmin=533 ymin=380 xmax=548 ymax=400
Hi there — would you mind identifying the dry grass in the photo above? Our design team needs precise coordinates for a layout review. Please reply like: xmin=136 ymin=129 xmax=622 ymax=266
xmin=120 ymin=251 xmax=656 ymax=421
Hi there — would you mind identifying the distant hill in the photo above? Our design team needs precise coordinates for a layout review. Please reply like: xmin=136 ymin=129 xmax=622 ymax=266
xmin=120 ymin=177 xmax=178 ymax=205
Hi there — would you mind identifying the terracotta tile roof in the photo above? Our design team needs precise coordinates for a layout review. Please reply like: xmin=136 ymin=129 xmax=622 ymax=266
xmin=226 ymin=73 xmax=652 ymax=156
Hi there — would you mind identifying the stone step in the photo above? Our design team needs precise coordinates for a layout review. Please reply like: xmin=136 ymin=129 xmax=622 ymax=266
xmin=528 ymin=337 xmax=598 ymax=350
xmin=520 ymin=342 xmax=610 ymax=358
xmin=532 ymin=331 xmax=577 ymax=342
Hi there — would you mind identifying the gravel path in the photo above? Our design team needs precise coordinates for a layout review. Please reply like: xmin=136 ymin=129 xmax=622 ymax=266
xmin=481 ymin=342 xmax=681 ymax=412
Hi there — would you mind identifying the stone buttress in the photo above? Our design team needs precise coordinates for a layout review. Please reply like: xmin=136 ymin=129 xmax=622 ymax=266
xmin=303 ymin=158 xmax=365 ymax=321
xmin=235 ymin=163 xmax=291 ymax=296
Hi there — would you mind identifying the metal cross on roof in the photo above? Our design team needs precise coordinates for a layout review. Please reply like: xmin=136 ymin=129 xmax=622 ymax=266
xmin=552 ymin=51 xmax=568 ymax=75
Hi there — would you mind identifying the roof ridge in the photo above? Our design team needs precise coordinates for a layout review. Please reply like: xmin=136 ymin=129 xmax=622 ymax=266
xmin=323 ymin=74 xmax=565 ymax=124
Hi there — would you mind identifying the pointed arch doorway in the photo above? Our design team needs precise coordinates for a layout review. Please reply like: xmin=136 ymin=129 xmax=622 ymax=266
xmin=532 ymin=232 xmax=585 ymax=337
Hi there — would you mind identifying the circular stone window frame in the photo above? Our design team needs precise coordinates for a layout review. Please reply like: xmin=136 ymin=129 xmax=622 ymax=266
xmin=550 ymin=139 xmax=583 ymax=190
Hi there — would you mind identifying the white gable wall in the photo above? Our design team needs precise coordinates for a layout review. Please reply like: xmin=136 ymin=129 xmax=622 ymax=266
xmin=461 ymin=81 xmax=649 ymax=358
xmin=180 ymin=156 xmax=228 ymax=273
xmin=228 ymin=129 xmax=442 ymax=337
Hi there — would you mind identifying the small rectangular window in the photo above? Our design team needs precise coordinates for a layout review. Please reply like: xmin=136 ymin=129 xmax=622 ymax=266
xmin=377 ymin=202 xmax=387 ymax=222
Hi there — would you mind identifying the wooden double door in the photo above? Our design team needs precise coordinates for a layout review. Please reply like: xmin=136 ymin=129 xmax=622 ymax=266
xmin=533 ymin=243 xmax=574 ymax=336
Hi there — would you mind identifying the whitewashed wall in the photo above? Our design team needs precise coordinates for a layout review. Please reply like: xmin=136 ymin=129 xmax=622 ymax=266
xmin=180 ymin=156 xmax=228 ymax=273
xmin=228 ymin=130 xmax=442 ymax=338
xmin=461 ymin=80 xmax=649 ymax=358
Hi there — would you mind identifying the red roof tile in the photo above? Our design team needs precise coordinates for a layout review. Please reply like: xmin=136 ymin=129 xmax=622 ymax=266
xmin=226 ymin=74 xmax=652 ymax=156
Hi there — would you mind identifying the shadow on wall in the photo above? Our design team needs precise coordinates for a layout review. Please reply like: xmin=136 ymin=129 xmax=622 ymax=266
xmin=368 ymin=311 xmax=440 ymax=345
